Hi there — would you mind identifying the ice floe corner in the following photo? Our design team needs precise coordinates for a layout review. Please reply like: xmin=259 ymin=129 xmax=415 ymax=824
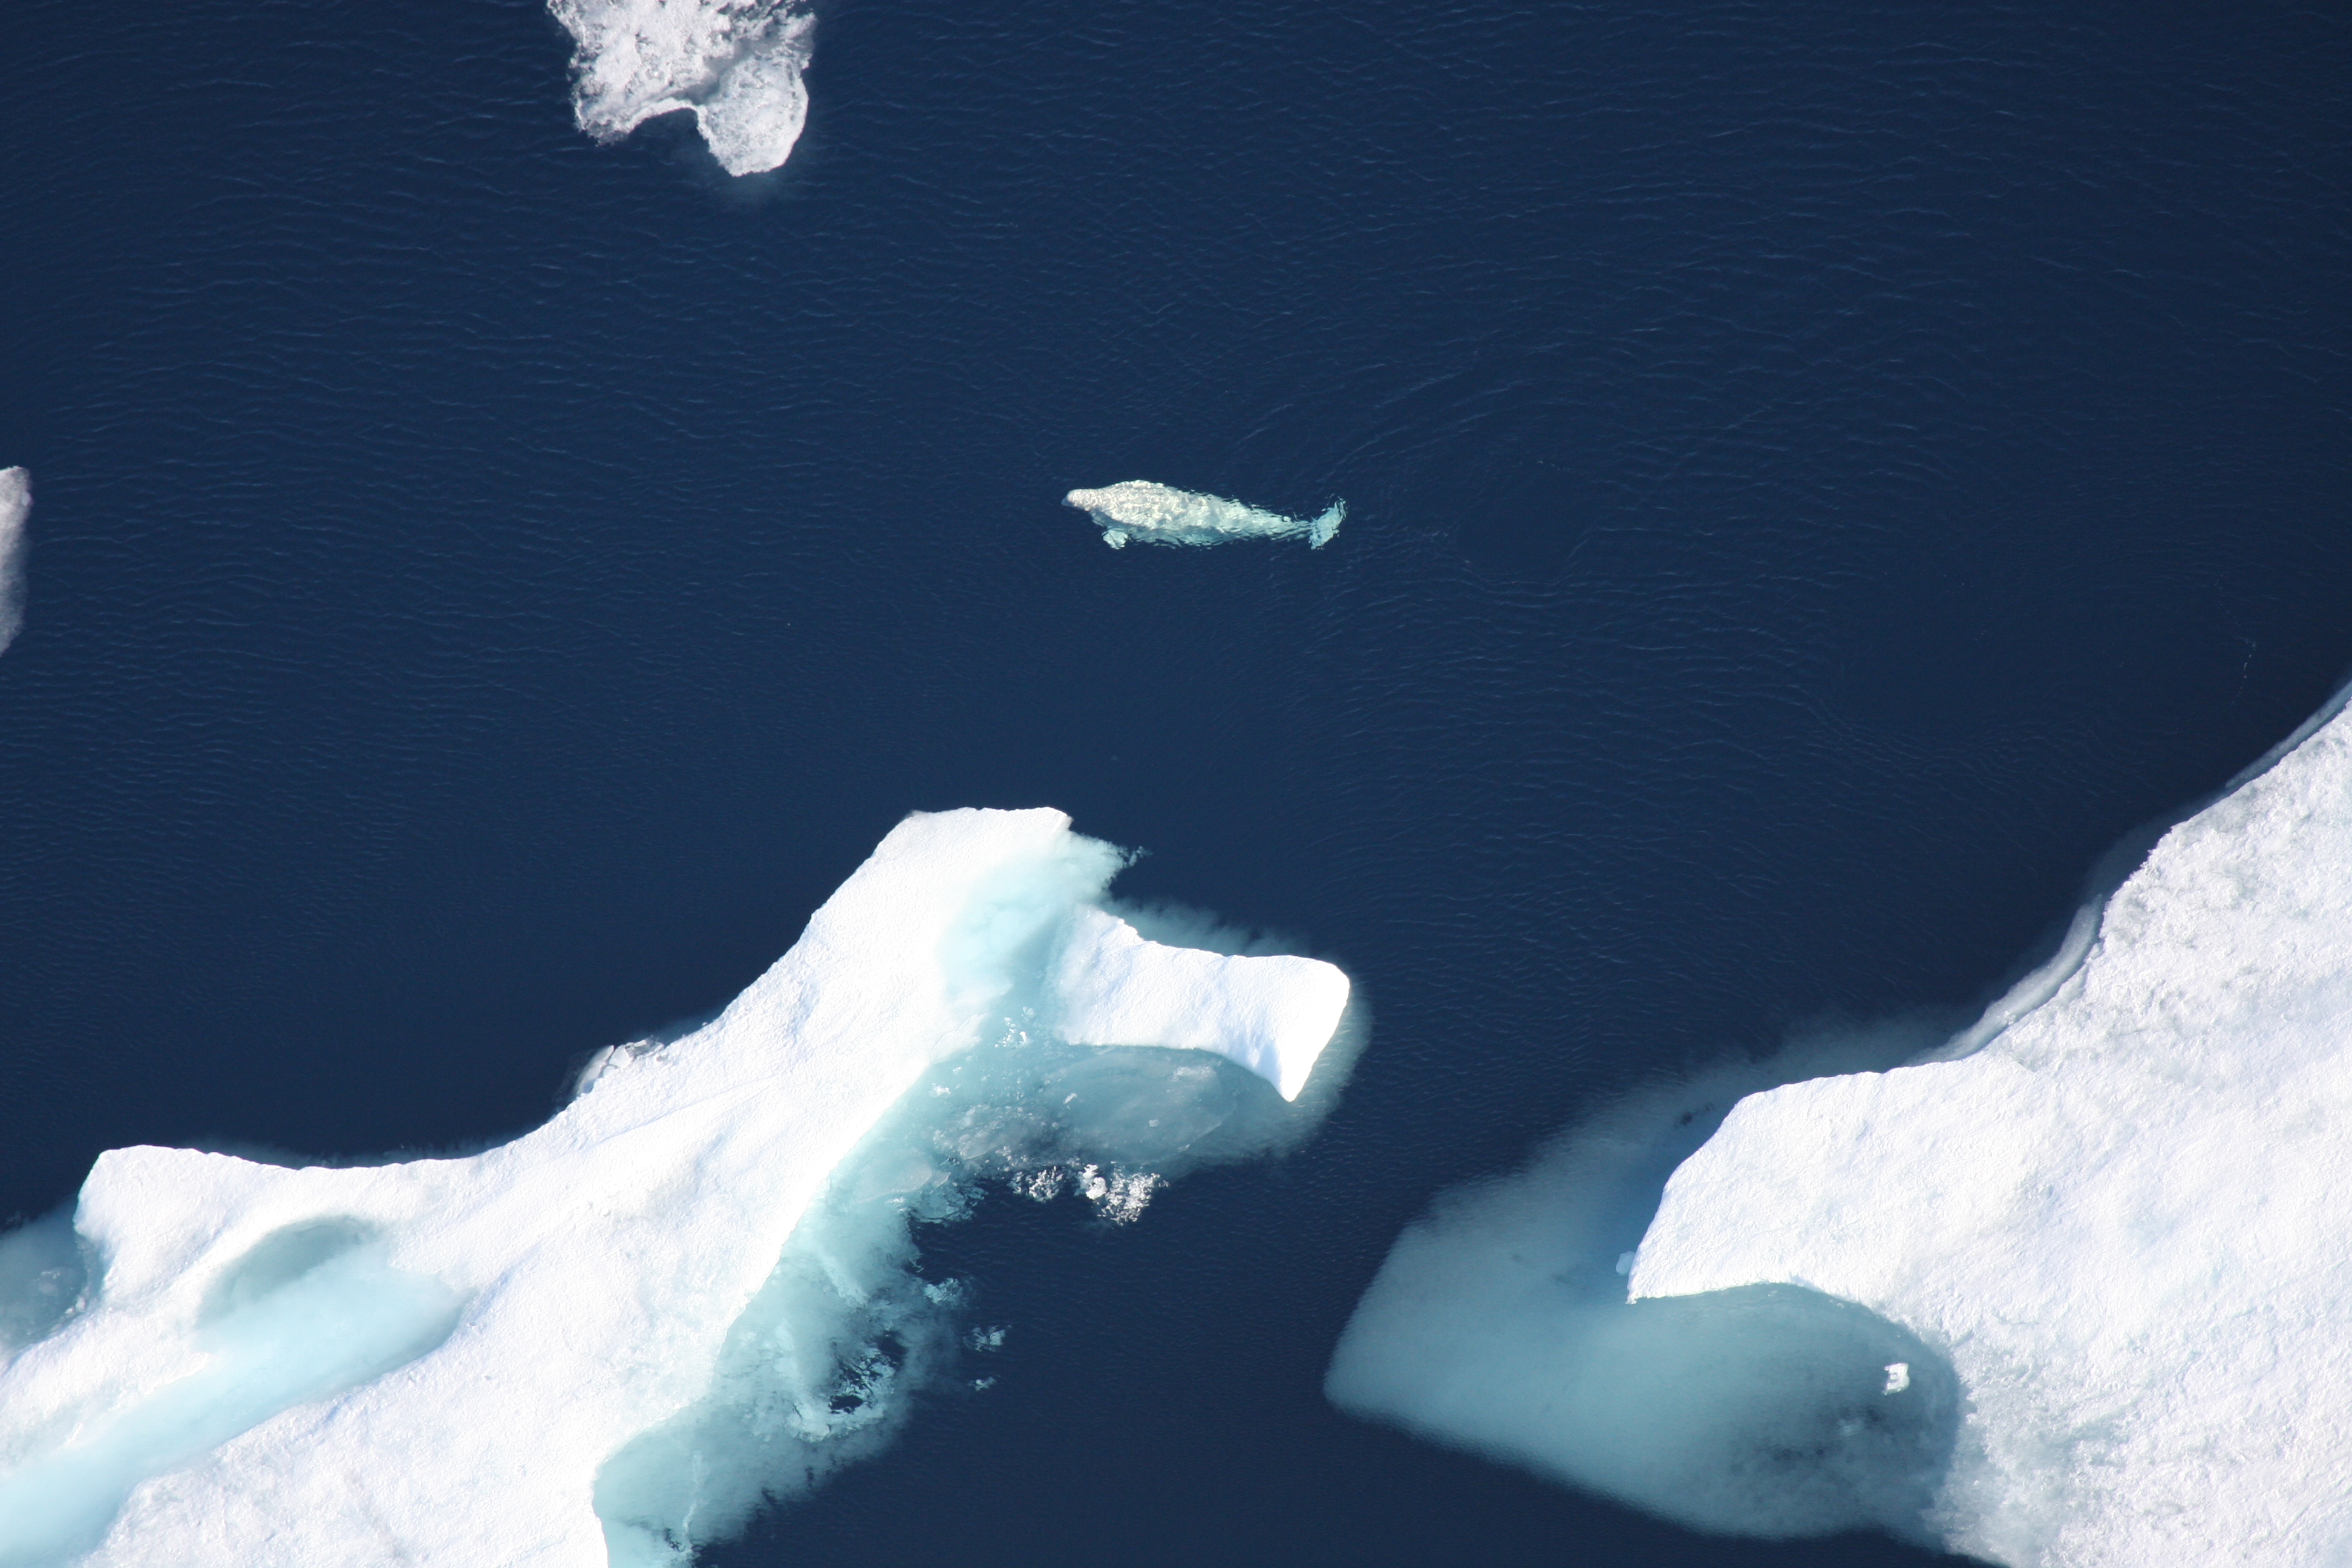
xmin=1324 ymin=1026 xmax=1965 ymax=1546
xmin=1630 ymin=690 xmax=2352 ymax=1566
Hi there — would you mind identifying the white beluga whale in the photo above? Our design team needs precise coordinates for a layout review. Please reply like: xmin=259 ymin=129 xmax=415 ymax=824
xmin=1065 ymin=480 xmax=1344 ymax=550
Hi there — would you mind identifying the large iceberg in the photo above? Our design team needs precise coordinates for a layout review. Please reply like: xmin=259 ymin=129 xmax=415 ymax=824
xmin=1629 ymin=691 xmax=2352 ymax=1564
xmin=1065 ymin=481 xmax=1344 ymax=550
xmin=0 ymin=808 xmax=1351 ymax=1566
xmin=549 ymin=0 xmax=816 ymax=177
xmin=0 ymin=466 xmax=27 ymax=656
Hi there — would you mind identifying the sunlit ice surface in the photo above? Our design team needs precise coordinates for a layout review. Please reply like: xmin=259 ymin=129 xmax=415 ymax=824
xmin=1333 ymin=687 xmax=2352 ymax=1566
xmin=0 ymin=808 xmax=1353 ymax=1567
xmin=1631 ymin=688 xmax=2352 ymax=1564
xmin=550 ymin=0 xmax=815 ymax=177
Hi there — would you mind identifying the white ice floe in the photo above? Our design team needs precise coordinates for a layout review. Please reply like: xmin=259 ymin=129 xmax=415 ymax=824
xmin=0 ymin=808 xmax=1350 ymax=1567
xmin=549 ymin=0 xmax=815 ymax=176
xmin=1065 ymin=481 xmax=1344 ymax=550
xmin=1630 ymin=691 xmax=2352 ymax=1566
xmin=0 ymin=467 xmax=28 ymax=656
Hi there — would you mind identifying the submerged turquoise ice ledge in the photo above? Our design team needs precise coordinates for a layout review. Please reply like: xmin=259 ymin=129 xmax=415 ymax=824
xmin=0 ymin=809 xmax=1352 ymax=1567
xmin=1331 ymin=690 xmax=2352 ymax=1566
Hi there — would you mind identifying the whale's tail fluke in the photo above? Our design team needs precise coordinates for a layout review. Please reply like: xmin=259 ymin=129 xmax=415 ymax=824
xmin=1309 ymin=500 xmax=1345 ymax=549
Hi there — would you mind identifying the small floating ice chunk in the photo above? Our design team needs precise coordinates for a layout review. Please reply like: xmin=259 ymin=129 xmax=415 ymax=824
xmin=1047 ymin=906 xmax=1348 ymax=1100
xmin=0 ymin=466 xmax=27 ymax=655
xmin=549 ymin=0 xmax=815 ymax=175
xmin=1065 ymin=480 xmax=1344 ymax=550
xmin=1883 ymin=1363 xmax=1910 ymax=1395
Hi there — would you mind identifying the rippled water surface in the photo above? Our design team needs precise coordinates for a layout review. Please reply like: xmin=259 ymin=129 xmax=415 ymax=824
xmin=1 ymin=1 xmax=2347 ymax=1562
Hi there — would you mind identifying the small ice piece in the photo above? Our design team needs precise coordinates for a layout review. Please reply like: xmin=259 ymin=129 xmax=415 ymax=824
xmin=549 ymin=0 xmax=815 ymax=176
xmin=0 ymin=808 xmax=1353 ymax=1566
xmin=1632 ymin=688 xmax=2352 ymax=1565
xmin=1883 ymin=1363 xmax=1910 ymax=1395
xmin=1065 ymin=480 xmax=1344 ymax=550
xmin=0 ymin=466 xmax=28 ymax=655
xmin=1614 ymin=1251 xmax=1636 ymax=1276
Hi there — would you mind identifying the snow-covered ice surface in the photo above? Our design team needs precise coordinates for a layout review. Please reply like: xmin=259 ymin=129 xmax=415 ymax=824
xmin=0 ymin=808 xmax=1351 ymax=1567
xmin=0 ymin=467 xmax=27 ymax=656
xmin=1049 ymin=907 xmax=1348 ymax=1099
xmin=549 ymin=0 xmax=815 ymax=176
xmin=1632 ymin=690 xmax=2352 ymax=1566
xmin=1065 ymin=481 xmax=1344 ymax=550
xmin=1325 ymin=1030 xmax=1967 ymax=1544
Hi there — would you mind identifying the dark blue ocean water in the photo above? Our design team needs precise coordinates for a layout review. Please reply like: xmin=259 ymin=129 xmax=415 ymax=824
xmin=1 ymin=1 xmax=2347 ymax=1562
